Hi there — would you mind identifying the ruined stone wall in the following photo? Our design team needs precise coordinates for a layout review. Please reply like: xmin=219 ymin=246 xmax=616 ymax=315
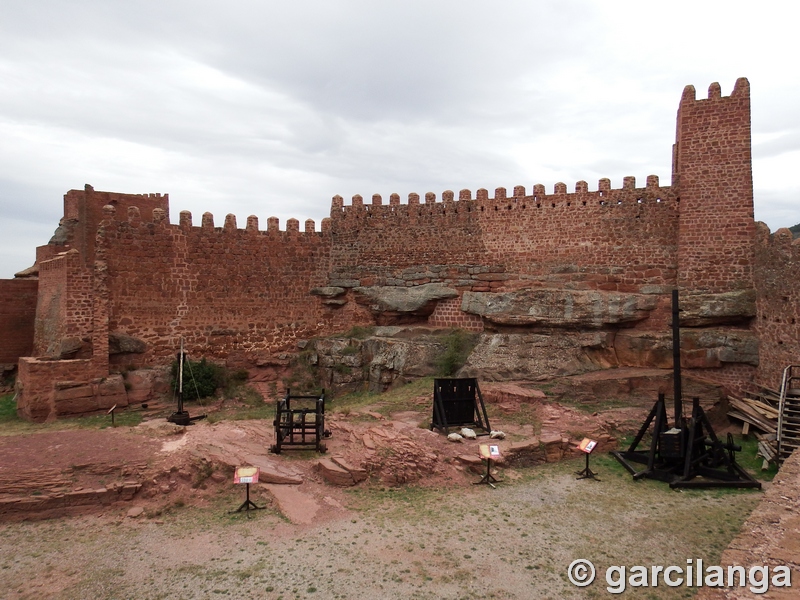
xmin=0 ymin=279 xmax=38 ymax=364
xmin=753 ymin=224 xmax=800 ymax=389
xmin=60 ymin=185 xmax=170 ymax=266
xmin=16 ymin=357 xmax=124 ymax=421
xmin=96 ymin=206 xmax=345 ymax=366
xmin=33 ymin=249 xmax=94 ymax=358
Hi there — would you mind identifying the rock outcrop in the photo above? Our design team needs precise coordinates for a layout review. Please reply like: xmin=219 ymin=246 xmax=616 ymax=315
xmin=109 ymin=332 xmax=147 ymax=355
xmin=353 ymin=283 xmax=458 ymax=324
xmin=679 ymin=289 xmax=756 ymax=327
xmin=310 ymin=286 xmax=347 ymax=306
xmin=460 ymin=332 xmax=617 ymax=380
xmin=614 ymin=329 xmax=758 ymax=369
xmin=461 ymin=289 xmax=658 ymax=328
xmin=312 ymin=330 xmax=448 ymax=392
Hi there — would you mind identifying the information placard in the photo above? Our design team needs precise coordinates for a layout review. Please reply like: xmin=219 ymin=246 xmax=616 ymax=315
xmin=479 ymin=443 xmax=502 ymax=459
xmin=578 ymin=438 xmax=597 ymax=454
xmin=234 ymin=466 xmax=260 ymax=484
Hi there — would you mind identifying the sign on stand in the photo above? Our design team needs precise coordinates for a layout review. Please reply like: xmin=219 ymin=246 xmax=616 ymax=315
xmin=475 ymin=443 xmax=502 ymax=488
xmin=576 ymin=438 xmax=600 ymax=480
xmin=232 ymin=466 xmax=263 ymax=516
xmin=234 ymin=466 xmax=260 ymax=485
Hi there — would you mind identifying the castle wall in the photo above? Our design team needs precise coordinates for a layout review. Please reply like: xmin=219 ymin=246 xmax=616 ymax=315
xmin=96 ymin=206 xmax=346 ymax=366
xmin=33 ymin=249 xmax=94 ymax=358
xmin=675 ymin=78 xmax=755 ymax=293
xmin=329 ymin=179 xmax=679 ymax=293
xmin=59 ymin=186 xmax=170 ymax=267
xmin=328 ymin=192 xmax=490 ymax=288
xmin=0 ymin=279 xmax=38 ymax=364
xmin=753 ymin=224 xmax=800 ymax=388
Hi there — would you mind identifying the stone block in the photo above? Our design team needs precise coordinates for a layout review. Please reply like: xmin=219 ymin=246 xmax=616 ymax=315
xmin=316 ymin=458 xmax=355 ymax=486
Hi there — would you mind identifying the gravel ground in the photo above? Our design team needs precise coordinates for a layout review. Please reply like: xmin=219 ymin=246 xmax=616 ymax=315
xmin=0 ymin=455 xmax=762 ymax=600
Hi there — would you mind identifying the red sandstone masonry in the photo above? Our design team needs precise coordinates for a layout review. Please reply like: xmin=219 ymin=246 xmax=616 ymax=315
xmin=0 ymin=279 xmax=37 ymax=364
xmin=33 ymin=249 xmax=93 ymax=357
xmin=753 ymin=224 xmax=800 ymax=388
xmin=427 ymin=296 xmax=484 ymax=331
xmin=60 ymin=185 xmax=169 ymax=267
xmin=675 ymin=78 xmax=755 ymax=294
xmin=329 ymin=180 xmax=678 ymax=293
xmin=97 ymin=206 xmax=346 ymax=365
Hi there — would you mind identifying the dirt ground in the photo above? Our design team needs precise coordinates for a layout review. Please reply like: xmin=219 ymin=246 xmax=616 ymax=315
xmin=0 ymin=383 xmax=768 ymax=598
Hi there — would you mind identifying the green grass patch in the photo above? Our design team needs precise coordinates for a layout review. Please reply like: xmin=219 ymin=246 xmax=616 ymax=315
xmin=340 ymin=326 xmax=375 ymax=339
xmin=0 ymin=394 xmax=143 ymax=435
xmin=77 ymin=410 xmax=143 ymax=429
xmin=730 ymin=434 xmax=779 ymax=481
xmin=331 ymin=377 xmax=433 ymax=417
xmin=0 ymin=394 xmax=20 ymax=423
xmin=206 ymin=385 xmax=272 ymax=423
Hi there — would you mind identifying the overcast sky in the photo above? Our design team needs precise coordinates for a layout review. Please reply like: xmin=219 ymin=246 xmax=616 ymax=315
xmin=1 ymin=1 xmax=798 ymax=278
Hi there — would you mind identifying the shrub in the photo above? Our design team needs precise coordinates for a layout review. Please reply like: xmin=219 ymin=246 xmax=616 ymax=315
xmin=171 ymin=357 xmax=228 ymax=400
xmin=435 ymin=329 xmax=478 ymax=377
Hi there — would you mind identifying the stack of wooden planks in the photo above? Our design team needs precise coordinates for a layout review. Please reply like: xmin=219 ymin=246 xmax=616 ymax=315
xmin=727 ymin=385 xmax=780 ymax=468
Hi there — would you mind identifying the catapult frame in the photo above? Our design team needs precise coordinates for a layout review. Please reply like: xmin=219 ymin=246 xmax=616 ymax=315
xmin=270 ymin=389 xmax=328 ymax=454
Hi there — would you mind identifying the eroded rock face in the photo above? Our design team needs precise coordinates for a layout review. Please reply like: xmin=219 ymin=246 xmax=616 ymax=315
xmin=614 ymin=329 xmax=759 ymax=369
xmin=353 ymin=283 xmax=458 ymax=324
xmin=681 ymin=329 xmax=759 ymax=368
xmin=57 ymin=336 xmax=89 ymax=359
xmin=124 ymin=367 xmax=171 ymax=404
xmin=109 ymin=331 xmax=147 ymax=355
xmin=310 ymin=286 xmax=347 ymax=306
xmin=679 ymin=289 xmax=756 ymax=326
xmin=459 ymin=332 xmax=617 ymax=381
xmin=312 ymin=334 xmax=445 ymax=393
xmin=614 ymin=332 xmax=674 ymax=369
xmin=461 ymin=289 xmax=658 ymax=328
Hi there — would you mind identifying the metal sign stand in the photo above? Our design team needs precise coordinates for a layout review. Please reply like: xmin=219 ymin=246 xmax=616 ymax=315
xmin=576 ymin=438 xmax=599 ymax=481
xmin=474 ymin=444 xmax=502 ymax=488
xmin=234 ymin=483 xmax=264 ymax=517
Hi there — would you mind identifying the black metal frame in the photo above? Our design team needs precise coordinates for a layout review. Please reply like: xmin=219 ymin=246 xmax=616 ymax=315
xmin=576 ymin=452 xmax=600 ymax=481
xmin=612 ymin=396 xmax=761 ymax=489
xmin=611 ymin=290 xmax=760 ymax=490
xmin=430 ymin=378 xmax=491 ymax=435
xmin=167 ymin=343 xmax=206 ymax=426
xmin=270 ymin=389 xmax=328 ymax=454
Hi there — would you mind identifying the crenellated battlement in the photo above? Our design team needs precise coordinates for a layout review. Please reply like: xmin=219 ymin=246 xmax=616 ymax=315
xmin=756 ymin=223 xmax=800 ymax=257
xmin=679 ymin=76 xmax=750 ymax=106
xmin=330 ymin=175 xmax=676 ymax=221
xmin=100 ymin=204 xmax=332 ymax=236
